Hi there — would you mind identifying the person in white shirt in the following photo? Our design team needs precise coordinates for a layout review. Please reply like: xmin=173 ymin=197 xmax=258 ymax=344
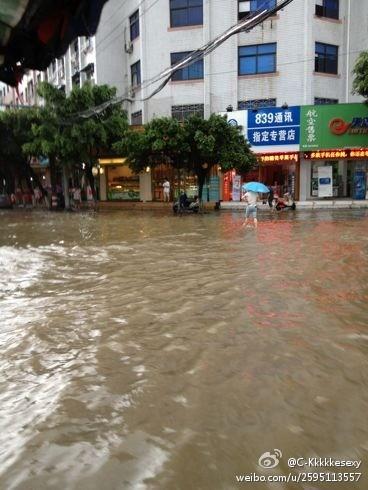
xmin=163 ymin=178 xmax=170 ymax=202
xmin=242 ymin=190 xmax=258 ymax=228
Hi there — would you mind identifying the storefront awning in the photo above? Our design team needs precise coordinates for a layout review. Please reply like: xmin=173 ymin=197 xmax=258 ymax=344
xmin=98 ymin=158 xmax=127 ymax=166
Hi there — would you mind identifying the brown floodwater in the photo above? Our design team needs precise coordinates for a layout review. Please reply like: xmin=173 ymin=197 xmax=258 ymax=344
xmin=0 ymin=209 xmax=368 ymax=490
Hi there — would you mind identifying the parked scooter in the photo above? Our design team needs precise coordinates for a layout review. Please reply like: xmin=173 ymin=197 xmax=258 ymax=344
xmin=273 ymin=193 xmax=296 ymax=211
xmin=173 ymin=193 xmax=200 ymax=214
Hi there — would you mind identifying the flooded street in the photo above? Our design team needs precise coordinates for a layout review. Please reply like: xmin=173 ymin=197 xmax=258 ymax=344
xmin=1 ymin=209 xmax=368 ymax=490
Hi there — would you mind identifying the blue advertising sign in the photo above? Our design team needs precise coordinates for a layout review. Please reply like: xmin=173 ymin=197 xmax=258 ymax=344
xmin=247 ymin=106 xmax=300 ymax=147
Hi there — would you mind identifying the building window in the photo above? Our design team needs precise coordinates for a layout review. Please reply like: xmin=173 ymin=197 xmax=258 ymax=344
xmin=171 ymin=104 xmax=204 ymax=121
xmin=315 ymin=0 xmax=339 ymax=20
xmin=314 ymin=97 xmax=338 ymax=105
xmin=72 ymin=72 xmax=80 ymax=88
xmin=131 ymin=60 xmax=141 ymax=86
xmin=171 ymin=52 xmax=203 ymax=81
xmin=170 ymin=0 xmax=203 ymax=28
xmin=238 ymin=98 xmax=276 ymax=110
xmin=130 ymin=10 xmax=139 ymax=41
xmin=131 ymin=110 xmax=142 ymax=125
xmin=238 ymin=0 xmax=276 ymax=20
xmin=239 ymin=43 xmax=276 ymax=75
xmin=315 ymin=42 xmax=338 ymax=74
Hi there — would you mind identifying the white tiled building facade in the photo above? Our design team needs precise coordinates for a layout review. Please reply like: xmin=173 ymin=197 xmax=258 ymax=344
xmin=1 ymin=0 xmax=366 ymax=117
xmin=95 ymin=0 xmax=367 ymax=124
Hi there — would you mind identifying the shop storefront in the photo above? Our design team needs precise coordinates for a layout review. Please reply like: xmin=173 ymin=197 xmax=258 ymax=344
xmin=258 ymin=152 xmax=300 ymax=200
xmin=303 ymin=149 xmax=368 ymax=200
xmin=221 ymin=106 xmax=301 ymax=201
xmin=151 ymin=164 xmax=221 ymax=202
xmin=151 ymin=164 xmax=198 ymax=201
xmin=300 ymin=104 xmax=368 ymax=200
xmin=98 ymin=158 xmax=140 ymax=201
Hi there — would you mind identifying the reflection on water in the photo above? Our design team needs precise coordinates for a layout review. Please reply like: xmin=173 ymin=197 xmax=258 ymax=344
xmin=0 ymin=209 xmax=368 ymax=489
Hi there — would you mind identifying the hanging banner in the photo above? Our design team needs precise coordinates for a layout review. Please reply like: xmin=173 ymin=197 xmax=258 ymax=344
xmin=232 ymin=175 xmax=241 ymax=201
xmin=318 ymin=166 xmax=333 ymax=198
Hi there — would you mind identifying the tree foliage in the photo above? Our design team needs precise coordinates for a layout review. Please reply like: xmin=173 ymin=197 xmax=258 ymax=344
xmin=353 ymin=51 xmax=368 ymax=100
xmin=116 ymin=114 xmax=256 ymax=200
xmin=0 ymin=107 xmax=40 ymax=193
xmin=23 ymin=82 xmax=129 ymax=192
xmin=114 ymin=117 xmax=189 ymax=173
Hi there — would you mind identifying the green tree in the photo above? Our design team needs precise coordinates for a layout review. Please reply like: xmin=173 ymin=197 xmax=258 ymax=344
xmin=353 ymin=51 xmax=368 ymax=100
xmin=117 ymin=114 xmax=256 ymax=202
xmin=23 ymin=82 xmax=128 ymax=205
xmin=115 ymin=116 xmax=189 ymax=171
xmin=183 ymin=114 xmax=257 ymax=200
xmin=0 ymin=107 xmax=41 ymax=194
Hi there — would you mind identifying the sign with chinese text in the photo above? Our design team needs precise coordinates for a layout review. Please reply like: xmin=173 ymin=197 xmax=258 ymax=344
xmin=258 ymin=152 xmax=299 ymax=165
xmin=300 ymin=104 xmax=368 ymax=150
xmin=303 ymin=149 xmax=368 ymax=160
xmin=247 ymin=106 xmax=300 ymax=152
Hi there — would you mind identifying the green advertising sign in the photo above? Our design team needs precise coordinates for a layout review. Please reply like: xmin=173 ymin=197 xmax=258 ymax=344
xmin=300 ymin=103 xmax=368 ymax=150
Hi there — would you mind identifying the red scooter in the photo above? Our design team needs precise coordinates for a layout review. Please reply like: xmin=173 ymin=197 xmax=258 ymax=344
xmin=273 ymin=193 xmax=296 ymax=211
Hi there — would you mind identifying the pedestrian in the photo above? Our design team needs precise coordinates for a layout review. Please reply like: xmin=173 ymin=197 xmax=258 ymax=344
xmin=73 ymin=186 xmax=81 ymax=210
xmin=34 ymin=186 xmax=43 ymax=207
xmin=242 ymin=190 xmax=258 ymax=228
xmin=163 ymin=177 xmax=170 ymax=202
xmin=267 ymin=184 xmax=274 ymax=208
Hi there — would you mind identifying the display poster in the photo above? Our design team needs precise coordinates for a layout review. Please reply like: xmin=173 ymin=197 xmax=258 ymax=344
xmin=232 ymin=175 xmax=241 ymax=201
xmin=318 ymin=166 xmax=333 ymax=198
xmin=353 ymin=171 xmax=366 ymax=200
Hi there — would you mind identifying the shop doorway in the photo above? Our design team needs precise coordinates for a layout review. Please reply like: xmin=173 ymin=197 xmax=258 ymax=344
xmin=260 ymin=163 xmax=298 ymax=199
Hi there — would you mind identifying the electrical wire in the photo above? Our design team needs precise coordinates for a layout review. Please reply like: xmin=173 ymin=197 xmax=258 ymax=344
xmin=67 ymin=0 xmax=296 ymax=120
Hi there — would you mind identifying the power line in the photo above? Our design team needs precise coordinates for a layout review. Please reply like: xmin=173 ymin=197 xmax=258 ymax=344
xmin=98 ymin=48 xmax=366 ymax=87
xmin=65 ymin=1 xmax=299 ymax=119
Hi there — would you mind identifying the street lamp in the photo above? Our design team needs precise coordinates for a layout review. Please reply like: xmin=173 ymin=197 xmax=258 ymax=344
xmin=91 ymin=166 xmax=99 ymax=177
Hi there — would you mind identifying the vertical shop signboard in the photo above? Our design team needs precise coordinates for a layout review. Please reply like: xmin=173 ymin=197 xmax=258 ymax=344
xmin=318 ymin=166 xmax=333 ymax=197
xmin=247 ymin=106 xmax=300 ymax=152
xmin=232 ymin=175 xmax=241 ymax=201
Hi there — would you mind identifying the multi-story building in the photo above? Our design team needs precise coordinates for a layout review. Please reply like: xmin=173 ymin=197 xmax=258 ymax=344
xmin=3 ymin=1 xmax=366 ymax=118
xmin=95 ymin=0 xmax=367 ymax=124
xmin=2 ymin=0 xmax=367 ymax=204
xmin=92 ymin=0 xmax=368 ymax=203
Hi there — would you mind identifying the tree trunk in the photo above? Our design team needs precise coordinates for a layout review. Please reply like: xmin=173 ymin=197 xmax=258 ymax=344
xmin=197 ymin=170 xmax=207 ymax=210
xmin=62 ymin=165 xmax=71 ymax=209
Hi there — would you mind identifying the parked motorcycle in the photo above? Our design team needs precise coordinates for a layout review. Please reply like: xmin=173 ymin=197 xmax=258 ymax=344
xmin=173 ymin=193 xmax=200 ymax=214
xmin=273 ymin=193 xmax=296 ymax=211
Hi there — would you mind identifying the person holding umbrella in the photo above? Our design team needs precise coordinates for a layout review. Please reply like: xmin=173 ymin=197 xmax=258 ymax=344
xmin=241 ymin=182 xmax=270 ymax=229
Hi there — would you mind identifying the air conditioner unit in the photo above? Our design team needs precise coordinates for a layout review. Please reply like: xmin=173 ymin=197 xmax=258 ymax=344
xmin=124 ymin=42 xmax=133 ymax=54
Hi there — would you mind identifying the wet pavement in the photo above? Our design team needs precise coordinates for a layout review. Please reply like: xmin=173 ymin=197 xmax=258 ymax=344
xmin=0 ymin=209 xmax=368 ymax=490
